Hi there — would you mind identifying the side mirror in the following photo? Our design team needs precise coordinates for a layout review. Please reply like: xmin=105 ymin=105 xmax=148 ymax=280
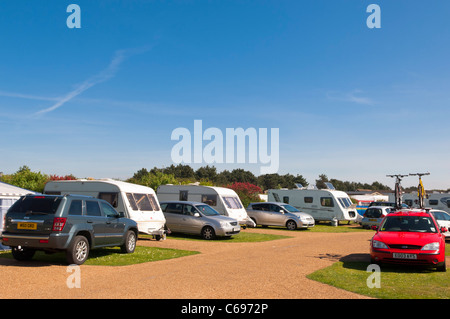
xmin=371 ymin=225 xmax=378 ymax=231
xmin=194 ymin=212 xmax=200 ymax=217
xmin=279 ymin=210 xmax=284 ymax=214
xmin=117 ymin=212 xmax=125 ymax=218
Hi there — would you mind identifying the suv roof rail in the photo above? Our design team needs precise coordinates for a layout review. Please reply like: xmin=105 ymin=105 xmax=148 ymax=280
xmin=63 ymin=193 xmax=95 ymax=198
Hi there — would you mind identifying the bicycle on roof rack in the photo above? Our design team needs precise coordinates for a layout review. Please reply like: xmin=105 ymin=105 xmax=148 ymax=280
xmin=409 ymin=172 xmax=430 ymax=209
xmin=386 ymin=174 xmax=408 ymax=210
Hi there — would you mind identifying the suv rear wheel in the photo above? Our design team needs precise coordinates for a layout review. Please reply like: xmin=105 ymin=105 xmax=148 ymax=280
xmin=121 ymin=230 xmax=136 ymax=253
xmin=66 ymin=235 xmax=89 ymax=265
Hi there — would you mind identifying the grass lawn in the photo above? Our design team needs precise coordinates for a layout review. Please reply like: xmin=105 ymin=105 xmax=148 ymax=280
xmin=257 ymin=222 xmax=368 ymax=233
xmin=142 ymin=231 xmax=291 ymax=242
xmin=307 ymin=243 xmax=450 ymax=299
xmin=0 ymin=246 xmax=199 ymax=266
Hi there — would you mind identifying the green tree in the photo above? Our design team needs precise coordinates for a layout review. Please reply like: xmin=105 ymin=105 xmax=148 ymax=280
xmin=162 ymin=164 xmax=195 ymax=180
xmin=1 ymin=166 xmax=49 ymax=193
xmin=127 ymin=170 xmax=177 ymax=190
xmin=315 ymin=174 xmax=329 ymax=189
xmin=194 ymin=165 xmax=217 ymax=183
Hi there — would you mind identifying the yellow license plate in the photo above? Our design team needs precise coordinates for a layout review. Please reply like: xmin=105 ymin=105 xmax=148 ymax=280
xmin=17 ymin=222 xmax=37 ymax=230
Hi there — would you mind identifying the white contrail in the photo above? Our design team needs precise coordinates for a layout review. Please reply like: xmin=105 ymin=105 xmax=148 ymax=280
xmin=34 ymin=48 xmax=142 ymax=116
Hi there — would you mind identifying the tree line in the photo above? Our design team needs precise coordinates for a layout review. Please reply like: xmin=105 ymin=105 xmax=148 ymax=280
xmin=126 ymin=164 xmax=310 ymax=192
xmin=1 ymin=164 xmax=393 ymax=194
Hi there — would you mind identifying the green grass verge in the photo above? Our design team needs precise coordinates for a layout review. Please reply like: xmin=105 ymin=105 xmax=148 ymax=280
xmin=258 ymin=222 xmax=368 ymax=233
xmin=142 ymin=231 xmax=291 ymax=242
xmin=0 ymin=246 xmax=199 ymax=266
xmin=307 ymin=243 xmax=450 ymax=299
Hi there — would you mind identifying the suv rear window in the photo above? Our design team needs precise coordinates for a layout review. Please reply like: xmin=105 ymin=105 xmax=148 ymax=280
xmin=8 ymin=196 xmax=62 ymax=215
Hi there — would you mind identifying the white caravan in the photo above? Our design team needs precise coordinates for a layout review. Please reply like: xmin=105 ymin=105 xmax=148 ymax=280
xmin=389 ymin=192 xmax=450 ymax=214
xmin=44 ymin=179 xmax=166 ymax=239
xmin=267 ymin=189 xmax=358 ymax=223
xmin=157 ymin=185 xmax=256 ymax=227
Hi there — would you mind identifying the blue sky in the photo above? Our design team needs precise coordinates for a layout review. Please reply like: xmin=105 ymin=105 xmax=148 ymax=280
xmin=0 ymin=0 xmax=449 ymax=189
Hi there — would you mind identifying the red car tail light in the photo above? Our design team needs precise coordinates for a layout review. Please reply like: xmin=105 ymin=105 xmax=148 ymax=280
xmin=52 ymin=217 xmax=67 ymax=231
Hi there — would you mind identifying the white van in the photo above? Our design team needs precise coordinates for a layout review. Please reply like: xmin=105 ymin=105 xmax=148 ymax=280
xmin=44 ymin=179 xmax=166 ymax=239
xmin=268 ymin=188 xmax=358 ymax=223
xmin=156 ymin=185 xmax=256 ymax=227
xmin=390 ymin=192 xmax=450 ymax=214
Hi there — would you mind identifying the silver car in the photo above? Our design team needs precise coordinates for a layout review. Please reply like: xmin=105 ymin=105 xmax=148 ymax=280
xmin=246 ymin=202 xmax=315 ymax=230
xmin=160 ymin=201 xmax=240 ymax=240
xmin=360 ymin=206 xmax=392 ymax=229
xmin=429 ymin=209 xmax=450 ymax=239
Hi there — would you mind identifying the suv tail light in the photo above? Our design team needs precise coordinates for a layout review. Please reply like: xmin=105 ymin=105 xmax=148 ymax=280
xmin=52 ymin=217 xmax=67 ymax=231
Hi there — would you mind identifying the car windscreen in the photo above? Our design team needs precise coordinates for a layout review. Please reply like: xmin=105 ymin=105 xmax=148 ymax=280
xmin=380 ymin=216 xmax=437 ymax=233
xmin=8 ymin=196 xmax=62 ymax=215
xmin=195 ymin=204 xmax=220 ymax=216
xmin=280 ymin=204 xmax=300 ymax=212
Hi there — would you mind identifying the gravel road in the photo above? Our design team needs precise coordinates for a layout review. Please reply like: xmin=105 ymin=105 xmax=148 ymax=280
xmin=0 ymin=228 xmax=375 ymax=299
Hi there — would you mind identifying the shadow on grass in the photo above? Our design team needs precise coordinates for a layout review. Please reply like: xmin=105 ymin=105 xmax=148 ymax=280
xmin=165 ymin=232 xmax=235 ymax=241
xmin=0 ymin=247 xmax=129 ymax=267
xmin=339 ymin=253 xmax=440 ymax=274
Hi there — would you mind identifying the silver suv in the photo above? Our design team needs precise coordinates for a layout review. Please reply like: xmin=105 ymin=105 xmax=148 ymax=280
xmin=247 ymin=202 xmax=315 ymax=230
xmin=160 ymin=201 xmax=240 ymax=240
xmin=1 ymin=194 xmax=138 ymax=264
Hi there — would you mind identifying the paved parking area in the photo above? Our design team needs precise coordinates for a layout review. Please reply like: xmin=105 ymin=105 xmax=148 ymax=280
xmin=0 ymin=228 xmax=375 ymax=299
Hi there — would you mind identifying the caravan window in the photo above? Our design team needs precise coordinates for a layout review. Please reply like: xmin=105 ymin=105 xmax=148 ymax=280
xmin=126 ymin=193 xmax=139 ymax=210
xmin=320 ymin=197 xmax=334 ymax=207
xmin=222 ymin=196 xmax=243 ymax=209
xmin=148 ymin=194 xmax=160 ymax=211
xmin=98 ymin=192 xmax=119 ymax=208
xmin=201 ymin=194 xmax=217 ymax=206
xmin=272 ymin=193 xmax=281 ymax=202
xmin=304 ymin=197 xmax=313 ymax=203
xmin=283 ymin=196 xmax=289 ymax=204
xmin=338 ymin=197 xmax=352 ymax=208
xmin=126 ymin=193 xmax=159 ymax=211
xmin=429 ymin=200 xmax=438 ymax=206
xmin=133 ymin=193 xmax=153 ymax=211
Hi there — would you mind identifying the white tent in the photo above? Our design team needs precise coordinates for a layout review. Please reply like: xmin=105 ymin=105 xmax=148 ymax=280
xmin=0 ymin=181 xmax=35 ymax=250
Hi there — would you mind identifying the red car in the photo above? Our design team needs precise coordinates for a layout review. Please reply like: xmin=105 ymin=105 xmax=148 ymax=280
xmin=370 ymin=210 xmax=447 ymax=272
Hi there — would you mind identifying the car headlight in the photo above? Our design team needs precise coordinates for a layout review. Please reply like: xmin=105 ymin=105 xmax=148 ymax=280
xmin=220 ymin=221 xmax=230 ymax=227
xmin=372 ymin=240 xmax=389 ymax=249
xmin=422 ymin=242 xmax=440 ymax=251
